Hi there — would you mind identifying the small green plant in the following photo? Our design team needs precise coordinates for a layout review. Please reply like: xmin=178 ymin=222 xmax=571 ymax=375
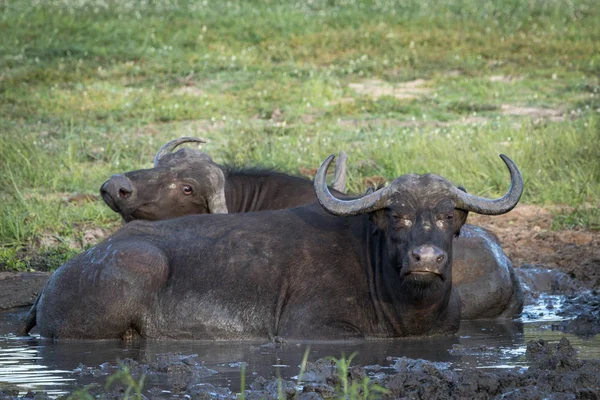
xmin=0 ymin=247 xmax=29 ymax=272
xmin=105 ymin=364 xmax=146 ymax=400
xmin=238 ymin=364 xmax=246 ymax=400
xmin=296 ymin=346 xmax=311 ymax=386
xmin=552 ymin=207 xmax=600 ymax=231
xmin=328 ymin=353 xmax=389 ymax=400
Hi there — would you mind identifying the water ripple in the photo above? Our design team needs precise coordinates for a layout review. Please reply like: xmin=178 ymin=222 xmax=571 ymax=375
xmin=0 ymin=340 xmax=73 ymax=396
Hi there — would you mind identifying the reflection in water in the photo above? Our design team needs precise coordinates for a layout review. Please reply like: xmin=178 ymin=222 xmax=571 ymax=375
xmin=0 ymin=344 xmax=74 ymax=396
xmin=0 ymin=294 xmax=599 ymax=395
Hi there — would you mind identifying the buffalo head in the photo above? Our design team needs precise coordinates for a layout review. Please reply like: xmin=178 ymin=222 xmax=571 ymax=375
xmin=100 ymin=137 xmax=228 ymax=221
xmin=315 ymin=154 xmax=523 ymax=305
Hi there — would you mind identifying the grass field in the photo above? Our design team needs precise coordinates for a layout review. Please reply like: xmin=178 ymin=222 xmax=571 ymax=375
xmin=1 ymin=0 xmax=599 ymax=270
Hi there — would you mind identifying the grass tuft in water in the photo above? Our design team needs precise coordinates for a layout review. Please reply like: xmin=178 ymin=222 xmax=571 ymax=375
xmin=327 ymin=353 xmax=389 ymax=400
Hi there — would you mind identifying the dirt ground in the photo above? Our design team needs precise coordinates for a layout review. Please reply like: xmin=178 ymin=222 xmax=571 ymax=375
xmin=469 ymin=204 xmax=600 ymax=288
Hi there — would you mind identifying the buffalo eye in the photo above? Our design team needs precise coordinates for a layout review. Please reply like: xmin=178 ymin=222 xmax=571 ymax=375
xmin=182 ymin=185 xmax=193 ymax=195
xmin=435 ymin=213 xmax=453 ymax=229
xmin=393 ymin=214 xmax=412 ymax=229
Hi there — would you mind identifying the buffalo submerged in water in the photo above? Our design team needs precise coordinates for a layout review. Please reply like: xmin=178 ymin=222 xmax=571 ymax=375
xmin=99 ymin=138 xmax=523 ymax=320
xmin=19 ymin=154 xmax=523 ymax=340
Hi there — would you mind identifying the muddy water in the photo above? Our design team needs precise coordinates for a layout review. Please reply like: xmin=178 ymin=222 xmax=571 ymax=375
xmin=1 ymin=294 xmax=600 ymax=397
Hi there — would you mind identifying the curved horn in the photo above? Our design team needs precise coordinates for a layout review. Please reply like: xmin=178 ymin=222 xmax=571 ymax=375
xmin=331 ymin=150 xmax=348 ymax=193
xmin=453 ymin=154 xmax=523 ymax=215
xmin=315 ymin=155 xmax=394 ymax=216
xmin=154 ymin=137 xmax=206 ymax=167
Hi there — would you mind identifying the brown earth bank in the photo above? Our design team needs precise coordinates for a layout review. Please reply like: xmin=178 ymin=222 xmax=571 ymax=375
xmin=0 ymin=272 xmax=52 ymax=310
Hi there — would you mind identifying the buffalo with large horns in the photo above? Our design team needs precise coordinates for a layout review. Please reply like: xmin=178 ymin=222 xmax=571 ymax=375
xmin=100 ymin=139 xmax=523 ymax=320
xmin=19 ymin=155 xmax=523 ymax=339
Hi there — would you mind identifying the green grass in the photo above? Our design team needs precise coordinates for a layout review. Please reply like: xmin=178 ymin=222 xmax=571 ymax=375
xmin=327 ymin=353 xmax=389 ymax=399
xmin=1 ymin=0 xmax=599 ymax=268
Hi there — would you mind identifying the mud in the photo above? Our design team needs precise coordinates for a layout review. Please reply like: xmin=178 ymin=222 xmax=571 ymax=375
xmin=554 ymin=291 xmax=600 ymax=337
xmin=242 ymin=338 xmax=600 ymax=400
xmin=0 ymin=272 xmax=51 ymax=310
xmin=3 ymin=337 xmax=595 ymax=399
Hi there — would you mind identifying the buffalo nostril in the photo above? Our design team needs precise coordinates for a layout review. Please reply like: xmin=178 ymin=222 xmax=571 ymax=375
xmin=119 ymin=188 xmax=132 ymax=199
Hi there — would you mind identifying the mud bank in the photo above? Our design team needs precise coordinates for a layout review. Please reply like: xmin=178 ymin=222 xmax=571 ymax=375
xmin=1 ymin=338 xmax=597 ymax=399
xmin=0 ymin=272 xmax=51 ymax=310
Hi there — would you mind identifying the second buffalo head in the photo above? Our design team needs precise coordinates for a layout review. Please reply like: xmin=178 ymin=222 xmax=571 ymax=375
xmin=100 ymin=137 xmax=228 ymax=221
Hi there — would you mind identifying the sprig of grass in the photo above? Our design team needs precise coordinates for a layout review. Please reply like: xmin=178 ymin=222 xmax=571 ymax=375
xmin=327 ymin=353 xmax=389 ymax=400
xmin=105 ymin=364 xmax=145 ymax=400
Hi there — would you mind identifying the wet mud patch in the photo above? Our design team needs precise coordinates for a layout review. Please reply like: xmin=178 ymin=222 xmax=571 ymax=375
xmin=553 ymin=291 xmax=600 ymax=337
xmin=0 ymin=272 xmax=51 ymax=310
xmin=26 ymin=338 xmax=592 ymax=400
xmin=239 ymin=338 xmax=600 ymax=400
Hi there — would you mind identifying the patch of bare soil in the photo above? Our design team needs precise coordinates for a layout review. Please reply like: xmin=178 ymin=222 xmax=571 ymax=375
xmin=137 ymin=119 xmax=227 ymax=139
xmin=336 ymin=116 xmax=490 ymax=129
xmin=348 ymin=79 xmax=431 ymax=100
xmin=500 ymin=104 xmax=564 ymax=121
xmin=35 ymin=226 xmax=114 ymax=250
xmin=489 ymin=75 xmax=522 ymax=83
xmin=172 ymin=86 xmax=204 ymax=97
xmin=469 ymin=204 xmax=600 ymax=288
xmin=23 ymin=192 xmax=99 ymax=205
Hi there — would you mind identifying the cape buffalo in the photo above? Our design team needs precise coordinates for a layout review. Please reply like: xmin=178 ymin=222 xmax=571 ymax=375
xmin=100 ymin=137 xmax=348 ymax=220
xmin=19 ymin=155 xmax=522 ymax=340
xmin=101 ymin=140 xmax=523 ymax=320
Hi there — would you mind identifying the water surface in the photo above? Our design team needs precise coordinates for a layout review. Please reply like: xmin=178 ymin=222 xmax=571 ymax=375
xmin=1 ymin=296 xmax=599 ymax=396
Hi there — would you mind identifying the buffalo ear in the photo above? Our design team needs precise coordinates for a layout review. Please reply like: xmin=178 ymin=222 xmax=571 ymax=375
xmin=205 ymin=165 xmax=229 ymax=214
xmin=454 ymin=186 xmax=469 ymax=236
xmin=369 ymin=209 xmax=389 ymax=232
xmin=364 ymin=187 xmax=389 ymax=231
xmin=207 ymin=190 xmax=228 ymax=214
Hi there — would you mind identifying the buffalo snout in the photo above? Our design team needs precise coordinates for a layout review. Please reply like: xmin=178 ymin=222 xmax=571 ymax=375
xmin=101 ymin=174 xmax=134 ymax=211
xmin=407 ymin=245 xmax=447 ymax=275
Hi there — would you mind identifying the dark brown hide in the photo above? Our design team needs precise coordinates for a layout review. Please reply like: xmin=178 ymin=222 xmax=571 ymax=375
xmin=21 ymin=155 xmax=522 ymax=340
xmin=101 ymin=149 xmax=523 ymax=321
